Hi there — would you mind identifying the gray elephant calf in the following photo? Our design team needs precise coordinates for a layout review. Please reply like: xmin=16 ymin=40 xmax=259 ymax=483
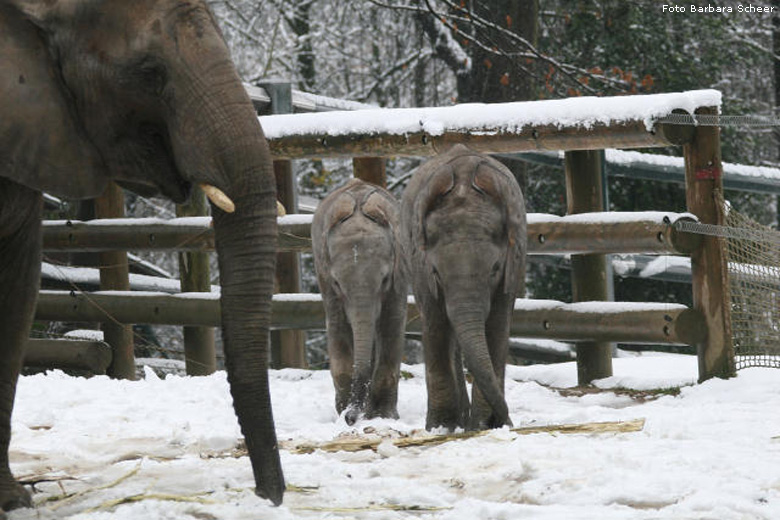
xmin=312 ymin=179 xmax=407 ymax=425
xmin=401 ymin=144 xmax=526 ymax=431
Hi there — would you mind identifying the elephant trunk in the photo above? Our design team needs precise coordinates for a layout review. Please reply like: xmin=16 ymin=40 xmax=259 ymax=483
xmin=447 ymin=301 xmax=511 ymax=429
xmin=184 ymin=60 xmax=284 ymax=505
xmin=344 ymin=297 xmax=379 ymax=425
xmin=213 ymin=181 xmax=284 ymax=505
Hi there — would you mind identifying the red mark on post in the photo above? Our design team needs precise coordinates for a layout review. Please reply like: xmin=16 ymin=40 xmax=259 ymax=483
xmin=695 ymin=166 xmax=721 ymax=180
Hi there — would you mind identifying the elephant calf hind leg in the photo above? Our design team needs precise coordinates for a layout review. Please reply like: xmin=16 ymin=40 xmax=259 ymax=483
xmin=365 ymin=376 xmax=399 ymax=421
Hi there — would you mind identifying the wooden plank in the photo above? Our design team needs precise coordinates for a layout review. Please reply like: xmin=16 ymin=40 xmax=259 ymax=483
xmin=176 ymin=187 xmax=216 ymax=376
xmin=267 ymin=120 xmax=678 ymax=160
xmin=282 ymin=418 xmax=646 ymax=454
xmin=35 ymin=292 xmax=706 ymax=346
xmin=24 ymin=338 xmax=112 ymax=374
xmin=564 ymin=150 xmax=613 ymax=385
xmin=43 ymin=214 xmax=700 ymax=256
xmin=93 ymin=183 xmax=135 ymax=380
xmin=262 ymin=80 xmax=307 ymax=370
xmin=683 ymin=107 xmax=735 ymax=381
xmin=353 ymin=157 xmax=387 ymax=187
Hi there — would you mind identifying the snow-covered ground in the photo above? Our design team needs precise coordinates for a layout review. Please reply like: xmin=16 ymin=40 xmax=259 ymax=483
xmin=8 ymin=353 xmax=780 ymax=519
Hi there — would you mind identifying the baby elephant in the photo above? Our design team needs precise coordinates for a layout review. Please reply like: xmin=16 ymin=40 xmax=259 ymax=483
xmin=401 ymin=144 xmax=526 ymax=431
xmin=312 ymin=179 xmax=408 ymax=424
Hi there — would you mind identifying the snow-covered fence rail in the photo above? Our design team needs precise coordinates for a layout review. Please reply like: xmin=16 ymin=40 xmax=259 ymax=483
xmin=34 ymin=292 xmax=705 ymax=347
xmin=42 ymin=212 xmax=700 ymax=256
xmin=258 ymin=91 xmax=709 ymax=159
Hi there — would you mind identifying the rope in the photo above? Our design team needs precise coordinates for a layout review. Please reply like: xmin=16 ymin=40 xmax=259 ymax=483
xmin=656 ymin=113 xmax=780 ymax=127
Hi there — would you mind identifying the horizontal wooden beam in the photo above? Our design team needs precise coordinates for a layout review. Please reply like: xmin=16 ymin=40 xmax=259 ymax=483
xmin=42 ymin=216 xmax=312 ymax=253
xmin=35 ymin=291 xmax=705 ymax=346
xmin=43 ymin=213 xmax=699 ymax=256
xmin=529 ymin=213 xmax=700 ymax=255
xmin=24 ymin=338 xmax=112 ymax=374
xmin=266 ymin=121 xmax=682 ymax=160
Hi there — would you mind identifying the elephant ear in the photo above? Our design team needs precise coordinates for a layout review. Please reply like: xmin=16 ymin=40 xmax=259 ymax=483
xmin=484 ymin=161 xmax=527 ymax=296
xmin=362 ymin=188 xmax=405 ymax=287
xmin=0 ymin=2 xmax=106 ymax=198
xmin=471 ymin=162 xmax=500 ymax=198
xmin=361 ymin=190 xmax=391 ymax=228
xmin=327 ymin=193 xmax=357 ymax=229
xmin=416 ymin=169 xmax=455 ymax=247
xmin=413 ymin=168 xmax=455 ymax=300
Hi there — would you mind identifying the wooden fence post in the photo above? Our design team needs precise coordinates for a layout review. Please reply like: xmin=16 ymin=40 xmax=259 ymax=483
xmin=259 ymin=80 xmax=307 ymax=369
xmin=564 ymin=150 xmax=613 ymax=385
xmin=176 ymin=187 xmax=216 ymax=375
xmin=353 ymin=157 xmax=387 ymax=187
xmin=684 ymin=107 xmax=735 ymax=381
xmin=94 ymin=182 xmax=136 ymax=380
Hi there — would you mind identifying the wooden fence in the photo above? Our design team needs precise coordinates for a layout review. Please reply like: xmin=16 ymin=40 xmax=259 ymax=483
xmin=35 ymin=87 xmax=733 ymax=385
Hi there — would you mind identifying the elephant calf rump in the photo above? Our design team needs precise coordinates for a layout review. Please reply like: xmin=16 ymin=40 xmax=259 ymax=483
xmin=312 ymin=179 xmax=408 ymax=425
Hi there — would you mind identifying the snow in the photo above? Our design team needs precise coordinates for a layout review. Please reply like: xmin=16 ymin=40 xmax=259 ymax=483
xmin=9 ymin=356 xmax=780 ymax=519
xmin=607 ymin=148 xmax=780 ymax=182
xmin=259 ymin=90 xmax=722 ymax=139
xmin=527 ymin=211 xmax=696 ymax=225
xmin=639 ymin=256 xmax=693 ymax=279
xmin=63 ymin=329 xmax=105 ymax=342
xmin=44 ymin=217 xmax=213 ymax=228
xmin=512 ymin=298 xmax=687 ymax=314
xmin=41 ymin=263 xmax=186 ymax=293
xmin=278 ymin=214 xmax=314 ymax=226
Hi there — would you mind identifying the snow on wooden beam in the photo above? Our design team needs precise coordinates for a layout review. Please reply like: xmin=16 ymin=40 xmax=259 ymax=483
xmin=34 ymin=291 xmax=706 ymax=346
xmin=42 ymin=212 xmax=700 ymax=256
xmin=260 ymin=90 xmax=719 ymax=159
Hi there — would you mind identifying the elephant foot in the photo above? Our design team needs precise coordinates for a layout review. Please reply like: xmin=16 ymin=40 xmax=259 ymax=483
xmin=365 ymin=403 xmax=399 ymax=421
xmin=426 ymin=410 xmax=466 ymax=432
xmin=344 ymin=406 xmax=362 ymax=426
xmin=468 ymin=410 xmax=513 ymax=431
xmin=0 ymin=479 xmax=32 ymax=513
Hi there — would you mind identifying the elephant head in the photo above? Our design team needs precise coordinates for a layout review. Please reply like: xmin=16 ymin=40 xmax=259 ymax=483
xmin=0 ymin=0 xmax=284 ymax=509
xmin=312 ymin=179 xmax=406 ymax=425
xmin=402 ymin=144 xmax=526 ymax=430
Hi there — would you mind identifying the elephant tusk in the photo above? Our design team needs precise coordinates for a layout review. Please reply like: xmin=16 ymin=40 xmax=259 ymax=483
xmin=276 ymin=201 xmax=287 ymax=216
xmin=201 ymin=183 xmax=235 ymax=213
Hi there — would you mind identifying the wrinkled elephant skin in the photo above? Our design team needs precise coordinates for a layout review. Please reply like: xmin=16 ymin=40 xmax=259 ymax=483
xmin=312 ymin=179 xmax=407 ymax=425
xmin=0 ymin=0 xmax=284 ymax=510
xmin=401 ymin=145 xmax=527 ymax=431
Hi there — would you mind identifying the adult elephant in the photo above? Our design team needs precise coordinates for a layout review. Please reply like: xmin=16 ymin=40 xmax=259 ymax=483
xmin=401 ymin=144 xmax=526 ymax=432
xmin=0 ymin=0 xmax=284 ymax=512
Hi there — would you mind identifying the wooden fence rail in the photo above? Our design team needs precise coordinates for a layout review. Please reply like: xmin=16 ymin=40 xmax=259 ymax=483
xmin=35 ymin=291 xmax=705 ymax=346
xmin=25 ymin=338 xmax=112 ymax=374
xmin=43 ymin=213 xmax=700 ymax=256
